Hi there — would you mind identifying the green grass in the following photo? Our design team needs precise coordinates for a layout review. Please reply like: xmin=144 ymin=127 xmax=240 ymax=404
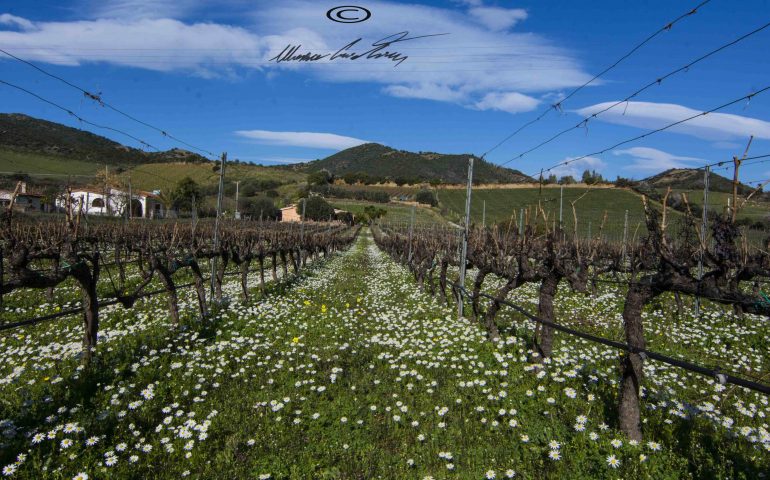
xmin=1 ymin=232 xmax=767 ymax=478
xmin=0 ymin=149 xmax=100 ymax=178
xmin=329 ymin=199 xmax=447 ymax=226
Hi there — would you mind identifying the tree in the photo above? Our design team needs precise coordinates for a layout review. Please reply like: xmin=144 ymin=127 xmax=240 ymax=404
xmin=558 ymin=175 xmax=576 ymax=185
xmin=243 ymin=197 xmax=280 ymax=220
xmin=614 ymin=176 xmax=636 ymax=188
xmin=297 ymin=196 xmax=335 ymax=221
xmin=171 ymin=177 xmax=201 ymax=212
xmin=359 ymin=205 xmax=387 ymax=223
xmin=307 ymin=169 xmax=333 ymax=186
xmin=342 ymin=172 xmax=359 ymax=185
xmin=415 ymin=189 xmax=438 ymax=207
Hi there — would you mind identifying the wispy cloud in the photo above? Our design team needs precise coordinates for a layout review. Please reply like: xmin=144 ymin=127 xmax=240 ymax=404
xmin=81 ymin=0 xmax=211 ymax=20
xmin=237 ymin=156 xmax=314 ymax=165
xmin=575 ymin=101 xmax=770 ymax=141
xmin=468 ymin=7 xmax=528 ymax=31
xmin=0 ymin=13 xmax=35 ymax=30
xmin=234 ymin=130 xmax=370 ymax=149
xmin=549 ymin=156 xmax=605 ymax=179
xmin=473 ymin=91 xmax=539 ymax=114
xmin=0 ymin=1 xmax=593 ymax=113
xmin=613 ymin=147 xmax=704 ymax=172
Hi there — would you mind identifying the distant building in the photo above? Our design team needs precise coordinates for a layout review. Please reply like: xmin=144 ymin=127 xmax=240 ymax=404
xmin=280 ymin=204 xmax=301 ymax=222
xmin=0 ymin=183 xmax=43 ymax=212
xmin=56 ymin=188 xmax=170 ymax=219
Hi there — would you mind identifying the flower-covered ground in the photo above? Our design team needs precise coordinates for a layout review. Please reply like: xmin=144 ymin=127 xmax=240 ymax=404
xmin=0 ymin=231 xmax=768 ymax=479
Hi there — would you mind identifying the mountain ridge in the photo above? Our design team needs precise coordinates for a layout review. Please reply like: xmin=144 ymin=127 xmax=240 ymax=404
xmin=303 ymin=143 xmax=534 ymax=184
xmin=0 ymin=113 xmax=209 ymax=165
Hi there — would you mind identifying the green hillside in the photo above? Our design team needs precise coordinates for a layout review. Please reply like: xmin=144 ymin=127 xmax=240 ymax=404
xmin=329 ymin=199 xmax=446 ymax=226
xmin=0 ymin=113 xmax=208 ymax=165
xmin=0 ymin=149 xmax=100 ymax=178
xmin=122 ymin=162 xmax=306 ymax=192
xmin=642 ymin=167 xmax=752 ymax=194
xmin=306 ymin=143 xmax=533 ymax=184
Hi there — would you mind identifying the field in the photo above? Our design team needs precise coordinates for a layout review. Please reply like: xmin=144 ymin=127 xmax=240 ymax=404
xmin=329 ymin=199 xmax=447 ymax=226
xmin=437 ymin=187 xmax=650 ymax=241
xmin=1 ymin=230 xmax=768 ymax=479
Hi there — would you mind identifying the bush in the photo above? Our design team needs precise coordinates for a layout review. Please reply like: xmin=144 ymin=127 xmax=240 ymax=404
xmin=415 ymin=189 xmax=437 ymax=206
xmin=308 ymin=169 xmax=333 ymax=186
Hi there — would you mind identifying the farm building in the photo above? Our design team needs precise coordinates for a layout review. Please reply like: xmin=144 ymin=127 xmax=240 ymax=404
xmin=56 ymin=188 xmax=171 ymax=219
xmin=280 ymin=204 xmax=301 ymax=222
xmin=0 ymin=183 xmax=44 ymax=213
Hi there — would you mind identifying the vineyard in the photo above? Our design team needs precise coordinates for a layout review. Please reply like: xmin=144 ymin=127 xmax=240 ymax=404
xmin=1 ymin=0 xmax=770 ymax=478
xmin=0 ymin=180 xmax=767 ymax=479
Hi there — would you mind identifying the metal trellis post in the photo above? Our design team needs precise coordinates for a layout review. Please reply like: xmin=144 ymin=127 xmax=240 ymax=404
xmin=210 ymin=152 xmax=226 ymax=300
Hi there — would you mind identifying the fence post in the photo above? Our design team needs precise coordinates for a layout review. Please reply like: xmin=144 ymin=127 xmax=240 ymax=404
xmin=482 ymin=200 xmax=486 ymax=228
xmin=559 ymin=185 xmax=564 ymax=231
xmin=300 ymin=199 xmax=307 ymax=242
xmin=695 ymin=166 xmax=710 ymax=317
xmin=407 ymin=204 xmax=415 ymax=262
xmin=458 ymin=156 xmax=474 ymax=319
xmin=622 ymin=209 xmax=629 ymax=267
xmin=210 ymin=152 xmax=226 ymax=301
xmin=518 ymin=208 xmax=524 ymax=235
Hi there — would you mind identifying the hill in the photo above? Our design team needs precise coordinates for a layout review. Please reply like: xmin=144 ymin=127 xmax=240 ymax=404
xmin=0 ymin=113 xmax=208 ymax=165
xmin=305 ymin=143 xmax=533 ymax=184
xmin=640 ymin=168 xmax=752 ymax=194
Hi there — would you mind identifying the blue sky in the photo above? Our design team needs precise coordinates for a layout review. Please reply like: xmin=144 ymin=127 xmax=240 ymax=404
xmin=1 ymin=0 xmax=769 ymax=182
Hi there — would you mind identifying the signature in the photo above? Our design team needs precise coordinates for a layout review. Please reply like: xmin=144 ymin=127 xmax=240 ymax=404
xmin=269 ymin=31 xmax=448 ymax=67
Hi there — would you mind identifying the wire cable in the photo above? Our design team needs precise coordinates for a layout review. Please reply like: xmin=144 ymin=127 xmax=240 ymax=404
xmin=0 ymin=48 xmax=217 ymax=158
xmin=481 ymin=0 xmax=712 ymax=157
xmin=502 ymin=20 xmax=770 ymax=165
xmin=524 ymin=86 xmax=770 ymax=177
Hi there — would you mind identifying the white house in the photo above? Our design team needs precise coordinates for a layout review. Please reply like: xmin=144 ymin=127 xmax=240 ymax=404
xmin=57 ymin=188 xmax=169 ymax=219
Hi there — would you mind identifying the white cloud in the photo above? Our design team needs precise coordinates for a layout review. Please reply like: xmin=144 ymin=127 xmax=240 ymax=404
xmin=383 ymin=83 xmax=467 ymax=102
xmin=81 ymin=0 xmax=209 ymax=20
xmin=613 ymin=147 xmax=704 ymax=172
xmin=549 ymin=156 xmax=606 ymax=179
xmin=473 ymin=91 xmax=539 ymax=114
xmin=237 ymin=156 xmax=314 ymax=165
xmin=234 ymin=130 xmax=369 ymax=149
xmin=0 ymin=14 xmax=35 ymax=31
xmin=0 ymin=1 xmax=593 ymax=113
xmin=468 ymin=7 xmax=528 ymax=31
xmin=575 ymin=101 xmax=770 ymax=141
xmin=0 ymin=17 xmax=264 ymax=74
xmin=712 ymin=141 xmax=742 ymax=150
